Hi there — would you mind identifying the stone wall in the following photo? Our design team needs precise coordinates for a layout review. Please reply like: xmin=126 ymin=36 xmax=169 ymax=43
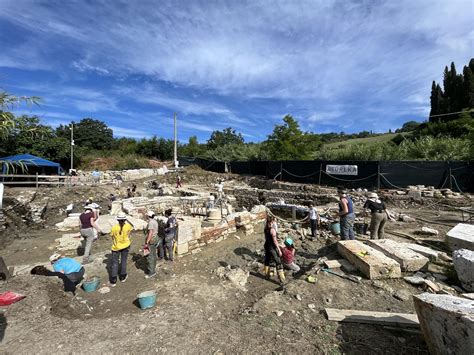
xmin=175 ymin=205 xmax=267 ymax=257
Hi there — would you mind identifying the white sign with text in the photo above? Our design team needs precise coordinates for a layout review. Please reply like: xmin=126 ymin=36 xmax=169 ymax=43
xmin=326 ymin=165 xmax=358 ymax=176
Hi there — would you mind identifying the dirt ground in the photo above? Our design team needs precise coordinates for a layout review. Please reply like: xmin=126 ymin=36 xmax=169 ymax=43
xmin=0 ymin=167 xmax=470 ymax=354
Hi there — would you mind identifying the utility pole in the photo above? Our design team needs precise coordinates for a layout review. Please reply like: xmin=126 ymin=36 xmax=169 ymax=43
xmin=70 ymin=123 xmax=74 ymax=172
xmin=173 ymin=113 xmax=178 ymax=168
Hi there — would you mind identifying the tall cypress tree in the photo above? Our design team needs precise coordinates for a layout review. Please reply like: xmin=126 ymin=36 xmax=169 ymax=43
xmin=463 ymin=65 xmax=474 ymax=108
xmin=430 ymin=81 xmax=438 ymax=117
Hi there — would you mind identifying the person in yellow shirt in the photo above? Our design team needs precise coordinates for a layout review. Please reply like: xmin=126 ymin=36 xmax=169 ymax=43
xmin=109 ymin=212 xmax=133 ymax=287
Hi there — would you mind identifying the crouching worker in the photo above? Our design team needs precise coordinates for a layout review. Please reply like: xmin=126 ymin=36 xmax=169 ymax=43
xmin=281 ymin=238 xmax=300 ymax=274
xmin=263 ymin=216 xmax=286 ymax=285
xmin=34 ymin=254 xmax=85 ymax=294
xmin=109 ymin=212 xmax=133 ymax=287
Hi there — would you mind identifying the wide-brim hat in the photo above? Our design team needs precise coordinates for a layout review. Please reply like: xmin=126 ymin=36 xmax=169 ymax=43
xmin=146 ymin=210 xmax=155 ymax=218
xmin=368 ymin=192 xmax=378 ymax=198
xmin=116 ymin=212 xmax=127 ymax=220
xmin=84 ymin=204 xmax=94 ymax=210
xmin=49 ymin=253 xmax=61 ymax=262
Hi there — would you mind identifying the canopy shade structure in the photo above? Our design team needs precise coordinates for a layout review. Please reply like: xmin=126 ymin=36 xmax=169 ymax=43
xmin=1 ymin=153 xmax=61 ymax=175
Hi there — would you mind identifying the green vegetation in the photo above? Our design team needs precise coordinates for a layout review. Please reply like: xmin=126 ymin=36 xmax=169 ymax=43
xmin=1 ymin=58 xmax=473 ymax=168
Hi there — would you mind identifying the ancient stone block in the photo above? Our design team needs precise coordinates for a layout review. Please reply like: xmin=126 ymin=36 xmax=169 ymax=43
xmin=366 ymin=239 xmax=429 ymax=271
xmin=177 ymin=218 xmax=201 ymax=245
xmin=337 ymin=240 xmax=401 ymax=279
xmin=401 ymin=243 xmax=439 ymax=259
xmin=414 ymin=293 xmax=474 ymax=355
xmin=176 ymin=242 xmax=189 ymax=255
xmin=453 ymin=249 xmax=474 ymax=292
xmin=447 ymin=223 xmax=474 ymax=251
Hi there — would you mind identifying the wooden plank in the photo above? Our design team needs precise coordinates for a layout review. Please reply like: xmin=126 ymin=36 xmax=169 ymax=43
xmin=325 ymin=308 xmax=419 ymax=327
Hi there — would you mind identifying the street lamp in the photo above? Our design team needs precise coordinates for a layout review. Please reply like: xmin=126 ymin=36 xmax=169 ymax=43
xmin=70 ymin=123 xmax=74 ymax=172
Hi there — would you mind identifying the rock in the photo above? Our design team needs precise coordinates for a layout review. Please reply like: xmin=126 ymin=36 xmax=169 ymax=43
xmin=407 ymin=190 xmax=422 ymax=201
xmin=275 ymin=311 xmax=284 ymax=317
xmin=423 ymin=279 xmax=441 ymax=293
xmin=432 ymin=273 xmax=448 ymax=282
xmin=308 ymin=304 xmax=316 ymax=310
xmin=371 ymin=280 xmax=394 ymax=293
xmin=400 ymin=214 xmax=416 ymax=223
xmin=225 ymin=267 xmax=250 ymax=291
xmin=98 ymin=287 xmax=110 ymax=294
xmin=453 ymin=249 xmax=474 ymax=292
xmin=295 ymin=294 xmax=302 ymax=301
xmin=414 ymin=293 xmax=474 ymax=355
xmin=447 ymin=223 xmax=474 ymax=251
xmin=418 ymin=227 xmax=439 ymax=236
xmin=404 ymin=276 xmax=425 ymax=285
xmin=393 ymin=289 xmax=412 ymax=302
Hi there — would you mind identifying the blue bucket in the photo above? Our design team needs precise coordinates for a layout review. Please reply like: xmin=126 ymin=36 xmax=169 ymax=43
xmin=82 ymin=277 xmax=100 ymax=293
xmin=330 ymin=222 xmax=341 ymax=235
xmin=137 ymin=290 xmax=157 ymax=310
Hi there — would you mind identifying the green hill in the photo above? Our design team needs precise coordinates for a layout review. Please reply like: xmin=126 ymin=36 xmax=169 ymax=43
xmin=323 ymin=133 xmax=405 ymax=149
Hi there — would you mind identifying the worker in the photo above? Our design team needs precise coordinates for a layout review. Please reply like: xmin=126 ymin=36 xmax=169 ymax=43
xmin=338 ymin=188 xmax=355 ymax=240
xmin=176 ymin=175 xmax=182 ymax=188
xmin=263 ymin=216 xmax=286 ymax=284
xmin=305 ymin=204 xmax=320 ymax=239
xmin=363 ymin=192 xmax=393 ymax=239
xmin=109 ymin=212 xmax=133 ymax=286
xmin=49 ymin=254 xmax=85 ymax=294
xmin=280 ymin=237 xmax=300 ymax=273
xmin=163 ymin=208 xmax=177 ymax=261
xmin=91 ymin=169 xmax=101 ymax=185
xmin=126 ymin=187 xmax=133 ymax=198
xmin=207 ymin=193 xmax=215 ymax=209
xmin=216 ymin=180 xmax=224 ymax=200
xmin=114 ymin=174 xmax=123 ymax=188
xmin=66 ymin=203 xmax=74 ymax=216
xmin=144 ymin=210 xmax=159 ymax=278
xmin=80 ymin=205 xmax=102 ymax=264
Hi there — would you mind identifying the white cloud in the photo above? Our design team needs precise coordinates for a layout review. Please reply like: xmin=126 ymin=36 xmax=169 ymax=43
xmin=0 ymin=0 xmax=472 ymax=137
xmin=109 ymin=126 xmax=151 ymax=139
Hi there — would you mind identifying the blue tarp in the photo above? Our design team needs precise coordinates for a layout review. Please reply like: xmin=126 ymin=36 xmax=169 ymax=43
xmin=1 ymin=153 xmax=61 ymax=174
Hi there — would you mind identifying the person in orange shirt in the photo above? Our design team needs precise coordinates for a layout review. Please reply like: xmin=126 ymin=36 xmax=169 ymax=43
xmin=109 ymin=212 xmax=133 ymax=286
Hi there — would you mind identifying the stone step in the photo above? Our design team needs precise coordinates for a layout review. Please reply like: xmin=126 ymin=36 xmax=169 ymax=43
xmin=414 ymin=293 xmax=474 ymax=355
xmin=337 ymin=240 xmax=401 ymax=279
xmin=366 ymin=239 xmax=429 ymax=271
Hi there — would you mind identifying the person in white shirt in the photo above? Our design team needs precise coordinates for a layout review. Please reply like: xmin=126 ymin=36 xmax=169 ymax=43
xmin=305 ymin=204 xmax=320 ymax=239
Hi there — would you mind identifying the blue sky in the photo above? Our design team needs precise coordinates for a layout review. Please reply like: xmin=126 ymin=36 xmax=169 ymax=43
xmin=0 ymin=0 xmax=472 ymax=142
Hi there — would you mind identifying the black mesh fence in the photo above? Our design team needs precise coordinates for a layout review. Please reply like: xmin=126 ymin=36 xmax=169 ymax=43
xmin=179 ymin=156 xmax=474 ymax=192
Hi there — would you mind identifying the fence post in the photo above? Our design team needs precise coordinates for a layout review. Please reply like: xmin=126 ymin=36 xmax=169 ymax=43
xmin=36 ymin=173 xmax=39 ymax=189
xmin=318 ymin=163 xmax=322 ymax=185
xmin=377 ymin=163 xmax=381 ymax=191
xmin=280 ymin=162 xmax=283 ymax=181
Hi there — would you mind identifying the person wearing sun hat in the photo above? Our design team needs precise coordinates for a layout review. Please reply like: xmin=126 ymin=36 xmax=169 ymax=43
xmin=363 ymin=192 xmax=392 ymax=239
xmin=109 ymin=212 xmax=133 ymax=286
xmin=80 ymin=204 xmax=102 ymax=264
xmin=49 ymin=253 xmax=85 ymax=293
xmin=280 ymin=237 xmax=300 ymax=273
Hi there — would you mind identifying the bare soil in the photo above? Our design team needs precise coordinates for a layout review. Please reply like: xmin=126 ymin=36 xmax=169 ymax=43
xmin=0 ymin=167 xmax=469 ymax=353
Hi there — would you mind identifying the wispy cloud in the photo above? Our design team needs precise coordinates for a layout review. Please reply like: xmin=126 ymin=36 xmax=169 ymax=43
xmin=0 ymin=0 xmax=472 ymax=138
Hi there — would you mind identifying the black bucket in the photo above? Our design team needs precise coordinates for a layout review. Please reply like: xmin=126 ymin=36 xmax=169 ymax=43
xmin=354 ymin=223 xmax=369 ymax=235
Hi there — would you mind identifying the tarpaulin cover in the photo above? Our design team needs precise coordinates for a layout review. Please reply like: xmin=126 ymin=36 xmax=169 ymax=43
xmin=0 ymin=291 xmax=26 ymax=306
xmin=1 ymin=153 xmax=60 ymax=174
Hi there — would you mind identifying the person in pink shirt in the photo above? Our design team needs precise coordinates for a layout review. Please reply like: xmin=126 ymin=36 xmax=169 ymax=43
xmin=280 ymin=237 xmax=300 ymax=273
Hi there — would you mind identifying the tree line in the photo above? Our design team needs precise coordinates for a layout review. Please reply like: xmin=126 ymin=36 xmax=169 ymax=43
xmin=1 ymin=58 xmax=473 ymax=169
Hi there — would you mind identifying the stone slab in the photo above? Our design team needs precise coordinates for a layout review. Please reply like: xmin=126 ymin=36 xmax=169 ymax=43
xmin=453 ymin=249 xmax=474 ymax=292
xmin=414 ymin=293 xmax=474 ymax=355
xmin=337 ymin=240 xmax=401 ymax=279
xmin=366 ymin=239 xmax=429 ymax=271
xmin=401 ymin=243 xmax=439 ymax=259
xmin=176 ymin=242 xmax=189 ymax=255
xmin=177 ymin=218 xmax=202 ymax=245
xmin=447 ymin=223 xmax=474 ymax=251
